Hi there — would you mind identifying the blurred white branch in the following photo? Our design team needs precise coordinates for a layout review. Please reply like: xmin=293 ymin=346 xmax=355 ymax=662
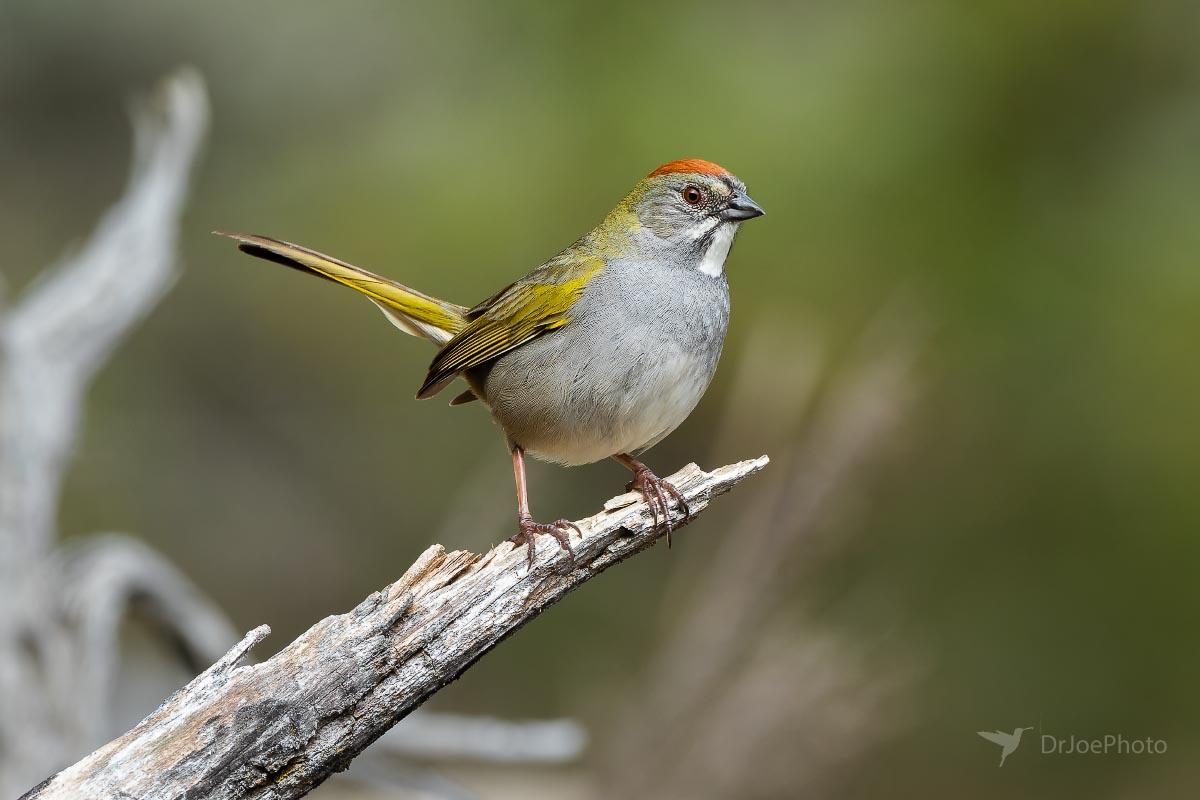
xmin=53 ymin=534 xmax=240 ymax=746
xmin=0 ymin=69 xmax=207 ymax=566
xmin=23 ymin=457 xmax=768 ymax=800
xmin=0 ymin=69 xmax=219 ymax=798
xmin=379 ymin=711 xmax=586 ymax=763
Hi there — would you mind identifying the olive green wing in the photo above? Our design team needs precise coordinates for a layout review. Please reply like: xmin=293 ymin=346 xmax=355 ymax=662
xmin=416 ymin=254 xmax=604 ymax=399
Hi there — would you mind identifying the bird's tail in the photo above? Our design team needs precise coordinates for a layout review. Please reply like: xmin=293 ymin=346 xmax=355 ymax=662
xmin=214 ymin=232 xmax=469 ymax=345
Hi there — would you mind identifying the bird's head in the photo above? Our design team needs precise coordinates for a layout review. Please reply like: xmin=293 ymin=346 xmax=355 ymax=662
xmin=596 ymin=159 xmax=764 ymax=276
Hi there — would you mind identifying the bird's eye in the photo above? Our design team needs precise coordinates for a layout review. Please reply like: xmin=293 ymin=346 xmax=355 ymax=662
xmin=681 ymin=185 xmax=705 ymax=206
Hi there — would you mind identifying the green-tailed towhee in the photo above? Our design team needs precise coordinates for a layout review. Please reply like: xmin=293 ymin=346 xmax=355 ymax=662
xmin=216 ymin=158 xmax=764 ymax=565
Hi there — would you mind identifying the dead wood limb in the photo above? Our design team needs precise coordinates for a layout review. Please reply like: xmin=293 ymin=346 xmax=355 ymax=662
xmin=22 ymin=456 xmax=769 ymax=800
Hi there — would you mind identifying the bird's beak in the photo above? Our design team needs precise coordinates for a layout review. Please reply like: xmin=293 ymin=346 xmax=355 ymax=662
xmin=720 ymin=192 xmax=766 ymax=221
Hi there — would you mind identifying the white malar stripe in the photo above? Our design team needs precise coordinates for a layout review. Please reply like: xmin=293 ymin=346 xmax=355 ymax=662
xmin=689 ymin=216 xmax=720 ymax=241
xmin=698 ymin=222 xmax=736 ymax=277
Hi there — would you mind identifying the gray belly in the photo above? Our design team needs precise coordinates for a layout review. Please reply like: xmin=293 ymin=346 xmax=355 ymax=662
xmin=471 ymin=264 xmax=729 ymax=466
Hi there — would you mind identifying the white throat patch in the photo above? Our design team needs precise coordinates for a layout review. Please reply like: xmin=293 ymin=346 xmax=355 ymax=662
xmin=698 ymin=222 xmax=736 ymax=277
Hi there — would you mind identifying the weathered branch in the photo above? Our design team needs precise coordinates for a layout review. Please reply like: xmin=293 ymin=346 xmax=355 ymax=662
xmin=22 ymin=456 xmax=768 ymax=800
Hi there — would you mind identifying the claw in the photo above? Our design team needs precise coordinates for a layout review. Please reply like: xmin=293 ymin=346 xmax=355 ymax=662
xmin=509 ymin=515 xmax=578 ymax=568
xmin=626 ymin=467 xmax=689 ymax=547
xmin=662 ymin=481 xmax=692 ymax=523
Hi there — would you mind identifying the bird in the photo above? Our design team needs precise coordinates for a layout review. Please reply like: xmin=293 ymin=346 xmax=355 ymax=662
xmin=976 ymin=727 xmax=1033 ymax=767
xmin=215 ymin=158 xmax=765 ymax=566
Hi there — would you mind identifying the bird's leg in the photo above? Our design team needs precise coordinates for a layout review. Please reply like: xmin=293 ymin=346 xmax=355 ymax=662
xmin=506 ymin=444 xmax=578 ymax=568
xmin=613 ymin=453 xmax=691 ymax=547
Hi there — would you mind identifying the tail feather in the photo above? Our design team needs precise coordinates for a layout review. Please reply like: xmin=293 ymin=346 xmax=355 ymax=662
xmin=214 ymin=231 xmax=468 ymax=345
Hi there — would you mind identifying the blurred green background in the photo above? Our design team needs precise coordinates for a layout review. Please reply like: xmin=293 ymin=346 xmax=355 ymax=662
xmin=3 ymin=0 xmax=1199 ymax=796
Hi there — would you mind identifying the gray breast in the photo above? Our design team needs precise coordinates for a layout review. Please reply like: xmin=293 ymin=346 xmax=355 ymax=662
xmin=475 ymin=260 xmax=730 ymax=466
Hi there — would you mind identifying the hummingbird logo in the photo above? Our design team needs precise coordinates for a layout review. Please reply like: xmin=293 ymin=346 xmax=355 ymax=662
xmin=977 ymin=726 xmax=1034 ymax=767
